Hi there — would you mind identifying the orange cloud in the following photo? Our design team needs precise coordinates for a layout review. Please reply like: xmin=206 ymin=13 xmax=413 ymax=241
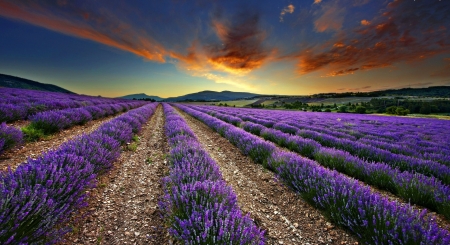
xmin=0 ymin=1 xmax=167 ymax=62
xmin=279 ymin=4 xmax=295 ymax=22
xmin=314 ymin=0 xmax=322 ymax=4
xmin=322 ymin=68 xmax=359 ymax=77
xmin=333 ymin=42 xmax=345 ymax=48
xmin=361 ymin=19 xmax=370 ymax=26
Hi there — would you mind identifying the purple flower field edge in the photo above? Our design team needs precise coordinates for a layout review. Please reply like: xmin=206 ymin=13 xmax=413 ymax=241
xmin=0 ymin=101 xmax=147 ymax=155
xmin=0 ymin=87 xmax=139 ymax=123
xmin=26 ymin=102 xmax=147 ymax=135
xmin=186 ymin=106 xmax=450 ymax=220
xmin=175 ymin=104 xmax=450 ymax=245
xmin=160 ymin=104 xmax=265 ymax=245
xmin=0 ymin=103 xmax=158 ymax=244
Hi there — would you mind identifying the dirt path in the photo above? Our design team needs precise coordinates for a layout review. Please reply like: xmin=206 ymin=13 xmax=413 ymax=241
xmin=176 ymin=108 xmax=358 ymax=245
xmin=63 ymin=105 xmax=170 ymax=245
xmin=0 ymin=115 xmax=119 ymax=171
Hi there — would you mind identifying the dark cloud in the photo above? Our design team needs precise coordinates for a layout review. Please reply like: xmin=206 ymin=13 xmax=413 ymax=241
xmin=206 ymin=9 xmax=270 ymax=73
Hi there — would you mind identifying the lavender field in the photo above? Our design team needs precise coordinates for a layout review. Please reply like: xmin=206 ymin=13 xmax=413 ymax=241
xmin=1 ymin=90 xmax=450 ymax=244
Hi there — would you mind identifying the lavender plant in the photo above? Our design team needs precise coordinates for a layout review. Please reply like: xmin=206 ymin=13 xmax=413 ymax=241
xmin=0 ymin=123 xmax=24 ymax=154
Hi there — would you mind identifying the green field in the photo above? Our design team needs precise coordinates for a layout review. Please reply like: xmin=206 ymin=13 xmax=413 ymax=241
xmin=182 ymin=99 xmax=258 ymax=107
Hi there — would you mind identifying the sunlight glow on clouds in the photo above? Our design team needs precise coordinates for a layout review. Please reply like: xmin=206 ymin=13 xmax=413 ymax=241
xmin=0 ymin=0 xmax=449 ymax=95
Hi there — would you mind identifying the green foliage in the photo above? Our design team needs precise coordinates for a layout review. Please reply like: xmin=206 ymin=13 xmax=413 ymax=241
xmin=127 ymin=142 xmax=138 ymax=151
xmin=132 ymin=135 xmax=140 ymax=142
xmin=386 ymin=106 xmax=409 ymax=115
xmin=284 ymin=101 xmax=304 ymax=110
xmin=146 ymin=157 xmax=153 ymax=165
xmin=338 ymin=105 xmax=347 ymax=113
xmin=355 ymin=106 xmax=366 ymax=114
xmin=21 ymin=125 xmax=45 ymax=142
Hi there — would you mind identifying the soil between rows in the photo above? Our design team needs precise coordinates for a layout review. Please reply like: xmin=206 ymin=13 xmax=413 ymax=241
xmin=62 ymin=105 xmax=170 ymax=244
xmin=175 ymin=108 xmax=359 ymax=245
xmin=0 ymin=114 xmax=119 ymax=171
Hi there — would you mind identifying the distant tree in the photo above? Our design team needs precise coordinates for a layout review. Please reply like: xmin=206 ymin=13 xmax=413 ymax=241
xmin=386 ymin=106 xmax=397 ymax=114
xmin=355 ymin=106 xmax=366 ymax=114
xmin=397 ymin=108 xmax=410 ymax=116
xmin=338 ymin=105 xmax=348 ymax=113
xmin=324 ymin=108 xmax=332 ymax=112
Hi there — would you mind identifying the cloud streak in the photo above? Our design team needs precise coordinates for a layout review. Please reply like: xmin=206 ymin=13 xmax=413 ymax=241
xmin=0 ymin=1 xmax=167 ymax=62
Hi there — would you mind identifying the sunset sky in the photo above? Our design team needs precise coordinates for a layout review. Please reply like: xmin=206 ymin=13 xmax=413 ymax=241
xmin=0 ymin=0 xmax=449 ymax=97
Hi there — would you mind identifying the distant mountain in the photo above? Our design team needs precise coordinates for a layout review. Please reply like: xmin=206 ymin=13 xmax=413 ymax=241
xmin=310 ymin=86 xmax=450 ymax=98
xmin=118 ymin=93 xmax=164 ymax=101
xmin=0 ymin=74 xmax=74 ymax=93
xmin=164 ymin=90 xmax=261 ymax=102
xmin=382 ymin=86 xmax=450 ymax=97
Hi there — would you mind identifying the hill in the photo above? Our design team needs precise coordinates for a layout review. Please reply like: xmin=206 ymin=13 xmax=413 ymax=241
xmin=164 ymin=90 xmax=261 ymax=102
xmin=0 ymin=74 xmax=74 ymax=93
xmin=310 ymin=86 xmax=450 ymax=98
xmin=119 ymin=93 xmax=163 ymax=101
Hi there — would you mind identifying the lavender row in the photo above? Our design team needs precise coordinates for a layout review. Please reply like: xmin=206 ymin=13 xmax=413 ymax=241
xmin=18 ymin=102 xmax=146 ymax=143
xmin=159 ymin=104 xmax=264 ymax=244
xmin=188 ymin=105 xmax=450 ymax=219
xmin=175 ymin=104 xmax=450 ymax=244
xmin=228 ymin=116 xmax=450 ymax=220
xmin=279 ymin=119 xmax=450 ymax=166
xmin=0 ymin=87 xmax=141 ymax=123
xmin=207 ymin=105 xmax=450 ymax=163
xmin=194 ymin=106 xmax=450 ymax=183
xmin=0 ymin=123 xmax=23 ymax=154
xmin=0 ymin=103 xmax=157 ymax=244
xmin=198 ymin=105 xmax=450 ymax=157
xmin=0 ymin=103 xmax=143 ymax=155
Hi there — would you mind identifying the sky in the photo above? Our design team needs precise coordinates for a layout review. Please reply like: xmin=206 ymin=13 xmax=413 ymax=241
xmin=0 ymin=0 xmax=449 ymax=98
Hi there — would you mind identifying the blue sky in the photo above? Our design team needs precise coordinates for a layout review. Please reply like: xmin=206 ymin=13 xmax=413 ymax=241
xmin=0 ymin=0 xmax=449 ymax=97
